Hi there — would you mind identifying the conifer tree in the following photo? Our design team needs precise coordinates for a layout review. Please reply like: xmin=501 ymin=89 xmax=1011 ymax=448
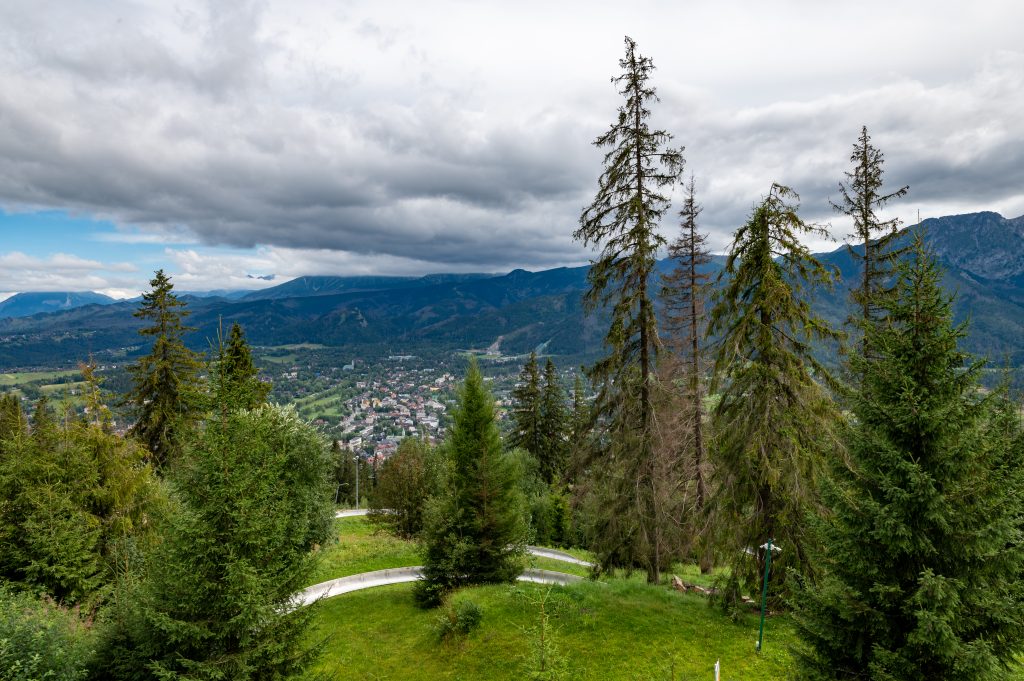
xmin=832 ymin=126 xmax=908 ymax=352
xmin=568 ymin=374 xmax=590 ymax=448
xmin=213 ymin=321 xmax=270 ymax=410
xmin=0 ymin=393 xmax=25 ymax=443
xmin=97 ymin=405 xmax=333 ymax=678
xmin=414 ymin=358 xmax=526 ymax=607
xmin=331 ymin=440 xmax=357 ymax=505
xmin=573 ymin=35 xmax=684 ymax=583
xmin=707 ymin=183 xmax=841 ymax=600
xmin=659 ymin=174 xmax=711 ymax=513
xmin=127 ymin=270 xmax=202 ymax=470
xmin=793 ymin=235 xmax=1024 ymax=679
xmin=0 ymin=397 xmax=161 ymax=606
xmin=565 ymin=374 xmax=591 ymax=486
xmin=80 ymin=360 xmax=113 ymax=431
xmin=538 ymin=359 xmax=568 ymax=485
xmin=510 ymin=352 xmax=543 ymax=456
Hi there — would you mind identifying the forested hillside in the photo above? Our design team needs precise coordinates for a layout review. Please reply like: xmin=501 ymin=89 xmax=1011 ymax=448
xmin=3 ymin=214 xmax=1024 ymax=369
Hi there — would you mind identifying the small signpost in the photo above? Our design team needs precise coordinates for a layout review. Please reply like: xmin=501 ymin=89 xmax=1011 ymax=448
xmin=756 ymin=539 xmax=781 ymax=653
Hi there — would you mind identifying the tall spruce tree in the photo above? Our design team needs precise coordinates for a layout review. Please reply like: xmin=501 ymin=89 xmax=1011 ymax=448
xmin=538 ymin=359 xmax=568 ymax=485
xmin=414 ymin=358 xmax=525 ymax=607
xmin=127 ymin=270 xmax=202 ymax=470
xmin=0 ymin=393 xmax=25 ymax=443
xmin=832 ymin=126 xmax=908 ymax=352
xmin=568 ymin=375 xmax=590 ymax=446
xmin=659 ymin=174 xmax=711 ymax=513
xmin=573 ymin=35 xmax=684 ymax=583
xmin=510 ymin=352 xmax=543 ymax=456
xmin=707 ymin=183 xmax=841 ymax=600
xmin=213 ymin=321 xmax=270 ymax=410
xmin=566 ymin=374 xmax=591 ymax=486
xmin=793 ymin=234 xmax=1024 ymax=680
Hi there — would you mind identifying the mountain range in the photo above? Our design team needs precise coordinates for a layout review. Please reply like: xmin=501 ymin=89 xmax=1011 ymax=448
xmin=0 ymin=291 xmax=116 ymax=319
xmin=2 ymin=211 xmax=1024 ymax=369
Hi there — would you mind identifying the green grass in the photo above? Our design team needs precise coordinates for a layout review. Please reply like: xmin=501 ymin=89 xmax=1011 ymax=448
xmin=307 ymin=517 xmax=794 ymax=679
xmin=306 ymin=516 xmax=1024 ymax=679
xmin=266 ymin=343 xmax=327 ymax=351
xmin=523 ymin=555 xmax=591 ymax=579
xmin=0 ymin=370 xmax=80 ymax=386
xmin=39 ymin=380 xmax=88 ymax=395
xmin=292 ymin=385 xmax=351 ymax=421
xmin=260 ymin=353 xmax=299 ymax=365
xmin=310 ymin=517 xmax=421 ymax=584
xmin=308 ymin=580 xmax=797 ymax=680
xmin=312 ymin=517 xmax=598 ymax=584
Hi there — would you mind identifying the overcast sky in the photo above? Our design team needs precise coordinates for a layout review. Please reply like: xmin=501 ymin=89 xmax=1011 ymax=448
xmin=1 ymin=0 xmax=1023 ymax=298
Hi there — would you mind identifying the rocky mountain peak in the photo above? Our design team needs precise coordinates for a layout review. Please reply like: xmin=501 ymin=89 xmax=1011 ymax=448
xmin=922 ymin=211 xmax=1024 ymax=281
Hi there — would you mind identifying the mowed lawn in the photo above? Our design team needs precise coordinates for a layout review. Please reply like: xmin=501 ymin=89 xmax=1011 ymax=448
xmin=307 ymin=517 xmax=798 ymax=679
xmin=308 ymin=580 xmax=797 ymax=680
xmin=308 ymin=516 xmax=1024 ymax=680
xmin=310 ymin=516 xmax=422 ymax=583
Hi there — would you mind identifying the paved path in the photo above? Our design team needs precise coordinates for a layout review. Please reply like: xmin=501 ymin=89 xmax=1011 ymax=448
xmin=296 ymin=567 xmax=582 ymax=606
xmin=334 ymin=510 xmax=594 ymax=569
xmin=335 ymin=508 xmax=370 ymax=518
xmin=526 ymin=546 xmax=593 ymax=567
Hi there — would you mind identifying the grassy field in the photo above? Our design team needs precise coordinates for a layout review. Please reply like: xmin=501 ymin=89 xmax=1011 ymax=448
xmin=308 ymin=516 xmax=1024 ymax=680
xmin=261 ymin=353 xmax=299 ymax=365
xmin=311 ymin=517 xmax=421 ymax=583
xmin=40 ymin=380 xmax=88 ymax=395
xmin=308 ymin=516 xmax=798 ymax=680
xmin=0 ymin=370 xmax=80 ymax=386
xmin=309 ymin=579 xmax=797 ymax=680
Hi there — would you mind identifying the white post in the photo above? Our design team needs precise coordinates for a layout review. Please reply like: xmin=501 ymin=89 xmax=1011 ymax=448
xmin=714 ymin=660 xmax=720 ymax=681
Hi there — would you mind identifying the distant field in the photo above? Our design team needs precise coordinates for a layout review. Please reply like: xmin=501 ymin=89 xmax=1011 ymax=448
xmin=0 ymin=370 xmax=80 ymax=386
xmin=40 ymin=380 xmax=88 ymax=395
xmin=260 ymin=353 xmax=298 ymax=365
xmin=292 ymin=385 xmax=351 ymax=422
xmin=262 ymin=343 xmax=327 ymax=351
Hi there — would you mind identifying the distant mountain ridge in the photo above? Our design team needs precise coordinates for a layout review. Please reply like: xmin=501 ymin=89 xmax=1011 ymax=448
xmin=921 ymin=212 xmax=1024 ymax=282
xmin=240 ymin=273 xmax=497 ymax=301
xmin=2 ymin=211 xmax=1024 ymax=368
xmin=0 ymin=291 xmax=116 ymax=319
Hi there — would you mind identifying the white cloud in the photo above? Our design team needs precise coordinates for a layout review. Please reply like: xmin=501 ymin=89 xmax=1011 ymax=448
xmin=0 ymin=251 xmax=140 ymax=294
xmin=0 ymin=0 xmax=1022 ymax=282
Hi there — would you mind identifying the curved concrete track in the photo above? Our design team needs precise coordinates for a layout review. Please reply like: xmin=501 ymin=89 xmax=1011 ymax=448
xmin=334 ymin=511 xmax=594 ymax=569
xmin=335 ymin=508 xmax=370 ymax=518
xmin=526 ymin=546 xmax=593 ymax=568
xmin=297 ymin=567 xmax=582 ymax=606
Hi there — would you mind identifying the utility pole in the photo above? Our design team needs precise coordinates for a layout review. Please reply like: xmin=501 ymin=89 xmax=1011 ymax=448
xmin=354 ymin=455 xmax=360 ymax=510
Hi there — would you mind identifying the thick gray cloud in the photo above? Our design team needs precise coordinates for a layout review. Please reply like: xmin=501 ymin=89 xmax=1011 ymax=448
xmin=1 ymin=0 xmax=1024 ymax=279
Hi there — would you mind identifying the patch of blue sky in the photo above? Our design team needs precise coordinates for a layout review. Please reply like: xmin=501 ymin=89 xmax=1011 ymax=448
xmin=0 ymin=208 xmax=197 ymax=271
